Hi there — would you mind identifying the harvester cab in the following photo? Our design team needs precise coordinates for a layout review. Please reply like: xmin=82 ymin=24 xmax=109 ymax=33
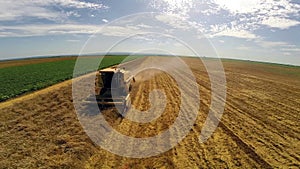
xmin=92 ymin=67 xmax=134 ymax=115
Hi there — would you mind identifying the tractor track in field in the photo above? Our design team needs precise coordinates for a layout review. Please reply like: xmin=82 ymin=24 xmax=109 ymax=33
xmin=174 ymin=67 xmax=273 ymax=168
xmin=192 ymin=66 xmax=300 ymax=166
xmin=218 ymin=122 xmax=272 ymax=168
xmin=198 ymin=95 xmax=273 ymax=168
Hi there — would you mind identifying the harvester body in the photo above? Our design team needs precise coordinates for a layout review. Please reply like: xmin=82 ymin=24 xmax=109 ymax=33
xmin=93 ymin=67 xmax=134 ymax=114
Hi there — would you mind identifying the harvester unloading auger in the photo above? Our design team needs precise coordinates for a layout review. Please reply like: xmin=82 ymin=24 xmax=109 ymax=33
xmin=85 ymin=66 xmax=135 ymax=116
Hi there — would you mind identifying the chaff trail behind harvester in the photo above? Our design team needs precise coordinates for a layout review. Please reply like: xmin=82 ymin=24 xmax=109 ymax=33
xmin=85 ymin=66 xmax=135 ymax=115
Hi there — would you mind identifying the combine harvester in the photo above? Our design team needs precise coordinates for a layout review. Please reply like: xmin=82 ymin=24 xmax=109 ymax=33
xmin=86 ymin=66 xmax=135 ymax=116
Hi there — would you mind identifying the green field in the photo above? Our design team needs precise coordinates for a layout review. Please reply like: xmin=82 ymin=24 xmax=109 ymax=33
xmin=0 ymin=55 xmax=136 ymax=101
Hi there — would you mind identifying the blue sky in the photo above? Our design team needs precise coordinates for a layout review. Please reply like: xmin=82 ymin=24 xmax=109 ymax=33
xmin=0 ymin=0 xmax=299 ymax=65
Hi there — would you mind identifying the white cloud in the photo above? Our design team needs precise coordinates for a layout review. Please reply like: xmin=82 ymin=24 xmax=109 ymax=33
xmin=150 ymin=0 xmax=195 ymax=18
xmin=0 ymin=24 xmax=147 ymax=38
xmin=66 ymin=11 xmax=81 ymax=17
xmin=131 ymin=33 xmax=176 ymax=45
xmin=0 ymin=24 xmax=100 ymax=37
xmin=212 ymin=0 xmax=300 ymax=17
xmin=0 ymin=1 xmax=60 ymax=21
xmin=0 ymin=24 xmax=156 ymax=37
xmin=237 ymin=45 xmax=252 ymax=50
xmin=102 ymin=19 xmax=109 ymax=23
xmin=260 ymin=0 xmax=300 ymax=17
xmin=53 ymin=0 xmax=108 ymax=9
xmin=257 ymin=40 xmax=291 ymax=48
xmin=66 ymin=39 xmax=81 ymax=42
xmin=261 ymin=17 xmax=300 ymax=29
xmin=0 ymin=0 xmax=108 ymax=21
xmin=208 ymin=19 xmax=261 ymax=40
xmin=213 ymin=0 xmax=262 ymax=14
xmin=136 ymin=24 xmax=153 ymax=29
xmin=212 ymin=29 xmax=258 ymax=39
xmin=155 ymin=14 xmax=204 ymax=32
xmin=155 ymin=14 xmax=189 ymax=30
xmin=97 ymin=25 xmax=142 ymax=37
xmin=207 ymin=0 xmax=300 ymax=35
xmin=281 ymin=48 xmax=300 ymax=52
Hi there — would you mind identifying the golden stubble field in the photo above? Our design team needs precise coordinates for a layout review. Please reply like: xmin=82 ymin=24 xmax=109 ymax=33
xmin=0 ymin=57 xmax=299 ymax=168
